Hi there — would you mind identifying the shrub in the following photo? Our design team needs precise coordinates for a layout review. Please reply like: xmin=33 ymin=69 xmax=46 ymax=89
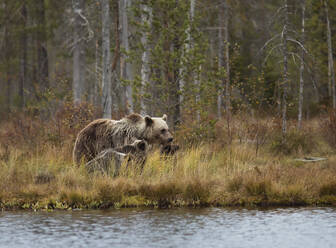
xmin=176 ymin=118 xmax=217 ymax=146
xmin=183 ymin=179 xmax=211 ymax=204
xmin=321 ymin=109 xmax=336 ymax=148
xmin=270 ymin=129 xmax=316 ymax=155
xmin=34 ymin=171 xmax=55 ymax=185
xmin=319 ymin=182 xmax=336 ymax=196
xmin=227 ymin=177 xmax=243 ymax=192
xmin=244 ymin=179 xmax=272 ymax=197
xmin=0 ymin=101 xmax=98 ymax=150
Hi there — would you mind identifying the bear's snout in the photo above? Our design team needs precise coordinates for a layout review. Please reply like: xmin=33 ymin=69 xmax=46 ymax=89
xmin=168 ymin=137 xmax=173 ymax=143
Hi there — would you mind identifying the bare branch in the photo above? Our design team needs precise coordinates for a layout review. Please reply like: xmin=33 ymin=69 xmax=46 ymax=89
xmin=258 ymin=33 xmax=281 ymax=55
xmin=281 ymin=24 xmax=287 ymax=40
xmin=288 ymin=52 xmax=319 ymax=92
xmin=262 ymin=44 xmax=282 ymax=66
xmin=291 ymin=53 xmax=297 ymax=66
xmin=287 ymin=37 xmax=308 ymax=54
xmin=72 ymin=0 xmax=94 ymax=42
xmin=289 ymin=52 xmax=303 ymax=64
xmin=287 ymin=29 xmax=301 ymax=39
xmin=202 ymin=27 xmax=225 ymax=30
xmin=269 ymin=6 xmax=286 ymax=26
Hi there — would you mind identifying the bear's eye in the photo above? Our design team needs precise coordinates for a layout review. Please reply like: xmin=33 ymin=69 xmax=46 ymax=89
xmin=161 ymin=129 xmax=166 ymax=134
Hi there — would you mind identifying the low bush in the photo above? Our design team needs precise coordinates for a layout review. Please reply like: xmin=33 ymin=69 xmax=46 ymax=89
xmin=270 ymin=129 xmax=316 ymax=155
xmin=321 ymin=109 xmax=336 ymax=148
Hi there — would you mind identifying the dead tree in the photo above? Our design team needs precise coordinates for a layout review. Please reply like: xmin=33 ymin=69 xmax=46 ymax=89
xmin=260 ymin=0 xmax=309 ymax=139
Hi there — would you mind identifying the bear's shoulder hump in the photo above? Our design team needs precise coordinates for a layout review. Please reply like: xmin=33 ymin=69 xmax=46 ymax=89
xmin=125 ymin=113 xmax=143 ymax=123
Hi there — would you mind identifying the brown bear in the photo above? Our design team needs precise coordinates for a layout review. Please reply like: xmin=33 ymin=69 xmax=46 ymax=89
xmin=73 ymin=113 xmax=173 ymax=165
xmin=114 ymin=139 xmax=148 ymax=158
xmin=85 ymin=139 xmax=149 ymax=174
xmin=160 ymin=144 xmax=180 ymax=156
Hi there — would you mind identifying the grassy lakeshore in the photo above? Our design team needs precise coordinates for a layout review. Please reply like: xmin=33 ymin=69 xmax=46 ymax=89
xmin=1 ymin=116 xmax=336 ymax=210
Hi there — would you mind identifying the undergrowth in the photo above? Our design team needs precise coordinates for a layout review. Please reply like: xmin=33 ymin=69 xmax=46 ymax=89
xmin=1 ymin=110 xmax=336 ymax=210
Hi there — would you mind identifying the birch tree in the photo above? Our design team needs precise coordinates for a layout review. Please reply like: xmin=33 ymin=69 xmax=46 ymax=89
xmin=223 ymin=0 xmax=230 ymax=121
xmin=190 ymin=0 xmax=201 ymax=123
xmin=178 ymin=0 xmax=193 ymax=119
xmin=298 ymin=0 xmax=305 ymax=130
xmin=36 ymin=0 xmax=49 ymax=90
xmin=93 ymin=38 xmax=100 ymax=107
xmin=4 ymin=3 xmax=11 ymax=114
xmin=19 ymin=1 xmax=27 ymax=109
xmin=260 ymin=0 xmax=309 ymax=138
xmin=140 ymin=2 xmax=152 ymax=116
xmin=101 ymin=0 xmax=112 ymax=118
xmin=324 ymin=0 xmax=336 ymax=108
xmin=217 ymin=0 xmax=230 ymax=120
xmin=120 ymin=0 xmax=133 ymax=113
xmin=217 ymin=2 xmax=224 ymax=119
xmin=72 ymin=0 xmax=86 ymax=104
xmin=281 ymin=0 xmax=289 ymax=137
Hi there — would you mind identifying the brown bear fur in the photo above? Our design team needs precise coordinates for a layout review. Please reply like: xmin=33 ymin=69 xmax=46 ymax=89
xmin=160 ymin=144 xmax=180 ymax=156
xmin=73 ymin=113 xmax=172 ymax=165
xmin=85 ymin=139 xmax=148 ymax=174
xmin=114 ymin=139 xmax=148 ymax=157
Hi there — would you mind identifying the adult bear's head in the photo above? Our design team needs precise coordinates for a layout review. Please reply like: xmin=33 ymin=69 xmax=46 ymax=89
xmin=143 ymin=114 xmax=173 ymax=145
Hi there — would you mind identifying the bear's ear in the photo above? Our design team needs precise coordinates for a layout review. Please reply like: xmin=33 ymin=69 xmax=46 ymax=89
xmin=137 ymin=141 xmax=147 ymax=151
xmin=162 ymin=114 xmax=167 ymax=121
xmin=145 ymin=116 xmax=153 ymax=126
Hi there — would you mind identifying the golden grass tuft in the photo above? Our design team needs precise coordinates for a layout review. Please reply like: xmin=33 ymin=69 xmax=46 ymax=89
xmin=1 ymin=116 xmax=336 ymax=209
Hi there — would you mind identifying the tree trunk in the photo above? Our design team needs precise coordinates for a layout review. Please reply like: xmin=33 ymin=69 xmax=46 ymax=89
xmin=282 ymin=0 xmax=289 ymax=138
xmin=93 ymin=37 xmax=100 ymax=107
xmin=217 ymin=1 xmax=224 ymax=119
xmin=36 ymin=0 xmax=48 ymax=90
xmin=189 ymin=0 xmax=201 ymax=123
xmin=298 ymin=0 xmax=305 ymax=130
xmin=224 ymin=0 xmax=231 ymax=126
xmin=72 ymin=0 xmax=86 ymax=105
xmin=172 ymin=0 xmax=181 ymax=127
xmin=120 ymin=0 xmax=133 ymax=114
xmin=178 ymin=0 xmax=195 ymax=120
xmin=140 ymin=3 xmax=152 ymax=116
xmin=19 ymin=1 xmax=28 ymax=109
xmin=4 ymin=19 xmax=11 ymax=116
xmin=173 ymin=40 xmax=181 ymax=128
xmin=112 ymin=0 xmax=120 ymax=114
xmin=101 ymin=0 xmax=112 ymax=118
xmin=325 ymin=0 xmax=336 ymax=108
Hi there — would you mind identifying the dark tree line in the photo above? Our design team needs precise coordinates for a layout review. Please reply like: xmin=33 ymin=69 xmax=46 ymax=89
xmin=1 ymin=0 xmax=336 ymax=134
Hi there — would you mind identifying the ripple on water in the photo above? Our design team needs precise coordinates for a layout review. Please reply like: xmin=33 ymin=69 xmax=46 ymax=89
xmin=0 ymin=207 xmax=336 ymax=248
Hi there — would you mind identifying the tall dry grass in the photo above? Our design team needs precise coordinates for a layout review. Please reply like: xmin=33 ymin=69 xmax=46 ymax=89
xmin=1 ymin=141 xmax=336 ymax=210
xmin=1 ymin=109 xmax=336 ymax=210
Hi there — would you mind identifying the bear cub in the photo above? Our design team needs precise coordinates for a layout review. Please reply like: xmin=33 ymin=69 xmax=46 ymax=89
xmin=85 ymin=139 xmax=148 ymax=175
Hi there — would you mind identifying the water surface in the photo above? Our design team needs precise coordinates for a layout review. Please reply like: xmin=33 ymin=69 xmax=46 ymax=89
xmin=0 ymin=207 xmax=335 ymax=248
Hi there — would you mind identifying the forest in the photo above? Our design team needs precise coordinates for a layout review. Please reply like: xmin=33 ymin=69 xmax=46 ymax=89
xmin=1 ymin=0 xmax=336 ymax=210
xmin=2 ymin=0 xmax=336 ymax=127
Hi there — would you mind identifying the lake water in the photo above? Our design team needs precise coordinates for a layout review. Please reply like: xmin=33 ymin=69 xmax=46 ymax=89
xmin=0 ymin=207 xmax=335 ymax=248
